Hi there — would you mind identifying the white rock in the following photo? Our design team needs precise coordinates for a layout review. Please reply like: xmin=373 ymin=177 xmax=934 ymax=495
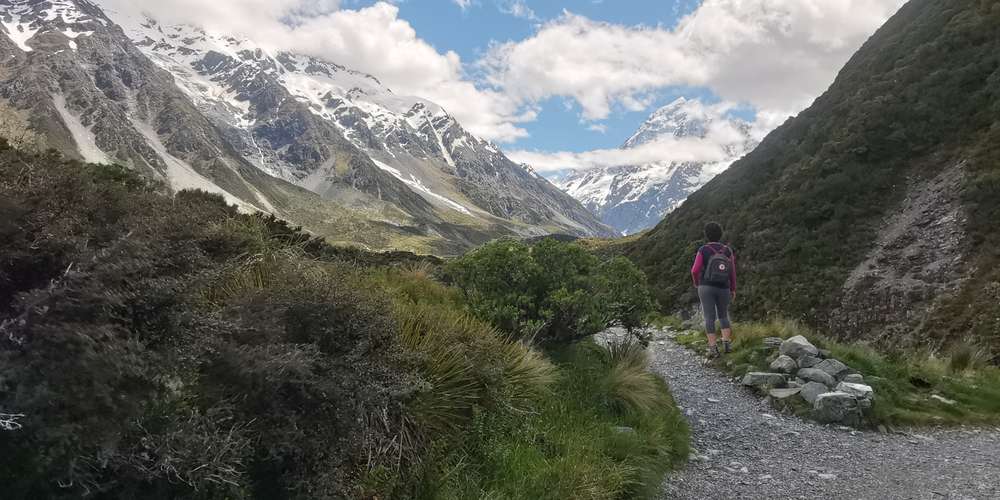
xmin=779 ymin=335 xmax=819 ymax=359
xmin=836 ymin=382 xmax=874 ymax=399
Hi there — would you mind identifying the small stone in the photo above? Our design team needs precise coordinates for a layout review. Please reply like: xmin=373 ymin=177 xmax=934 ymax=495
xmin=759 ymin=474 xmax=773 ymax=481
xmin=779 ymin=335 xmax=819 ymax=359
xmin=818 ymin=473 xmax=837 ymax=480
xmin=816 ymin=359 xmax=851 ymax=379
xmin=769 ymin=355 xmax=798 ymax=374
xmin=769 ymin=387 xmax=802 ymax=400
xmin=800 ymin=382 xmax=828 ymax=404
xmin=842 ymin=373 xmax=865 ymax=384
xmin=797 ymin=355 xmax=822 ymax=368
xmin=740 ymin=467 xmax=749 ymax=474
xmin=612 ymin=426 xmax=636 ymax=434
xmin=707 ymin=398 xmax=721 ymax=403
xmin=798 ymin=368 xmax=837 ymax=387
xmin=930 ymin=394 xmax=957 ymax=405
xmin=741 ymin=372 xmax=787 ymax=388
xmin=836 ymin=382 xmax=874 ymax=400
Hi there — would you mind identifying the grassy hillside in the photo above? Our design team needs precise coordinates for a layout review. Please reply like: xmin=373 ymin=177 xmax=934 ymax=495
xmin=627 ymin=0 xmax=1000 ymax=354
xmin=0 ymin=141 xmax=687 ymax=499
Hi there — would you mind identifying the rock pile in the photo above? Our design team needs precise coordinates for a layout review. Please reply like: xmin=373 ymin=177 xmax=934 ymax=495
xmin=740 ymin=335 xmax=875 ymax=426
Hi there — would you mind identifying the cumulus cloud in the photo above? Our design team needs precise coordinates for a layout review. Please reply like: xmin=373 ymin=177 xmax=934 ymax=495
xmin=508 ymin=101 xmax=751 ymax=172
xmin=482 ymin=0 xmax=905 ymax=120
xmin=97 ymin=0 xmax=527 ymax=142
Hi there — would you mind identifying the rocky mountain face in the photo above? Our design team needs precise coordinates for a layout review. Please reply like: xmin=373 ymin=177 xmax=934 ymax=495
xmin=626 ymin=0 xmax=1000 ymax=354
xmin=556 ymin=98 xmax=758 ymax=235
xmin=0 ymin=0 xmax=613 ymax=255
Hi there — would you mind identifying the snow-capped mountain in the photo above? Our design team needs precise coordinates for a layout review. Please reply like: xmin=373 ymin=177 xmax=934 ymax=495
xmin=0 ymin=0 xmax=613 ymax=254
xmin=556 ymin=98 xmax=759 ymax=235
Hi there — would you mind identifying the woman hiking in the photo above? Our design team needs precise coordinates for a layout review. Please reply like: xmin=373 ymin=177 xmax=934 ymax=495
xmin=690 ymin=222 xmax=736 ymax=359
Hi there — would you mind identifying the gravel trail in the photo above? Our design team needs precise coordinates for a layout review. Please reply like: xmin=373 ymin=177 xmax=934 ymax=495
xmin=611 ymin=329 xmax=1000 ymax=500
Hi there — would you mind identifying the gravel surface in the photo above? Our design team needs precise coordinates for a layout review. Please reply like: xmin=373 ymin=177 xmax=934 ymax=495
xmin=603 ymin=328 xmax=1000 ymax=500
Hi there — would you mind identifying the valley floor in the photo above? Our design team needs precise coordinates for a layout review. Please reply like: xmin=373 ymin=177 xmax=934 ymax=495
xmin=622 ymin=329 xmax=1000 ymax=500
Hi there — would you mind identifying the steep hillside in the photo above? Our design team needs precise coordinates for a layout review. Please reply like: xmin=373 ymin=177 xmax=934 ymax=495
xmin=556 ymin=98 xmax=758 ymax=235
xmin=627 ymin=0 xmax=1000 ymax=354
xmin=0 ymin=0 xmax=613 ymax=256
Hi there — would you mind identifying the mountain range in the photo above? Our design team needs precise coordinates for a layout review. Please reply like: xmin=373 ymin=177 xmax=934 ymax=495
xmin=555 ymin=98 xmax=758 ymax=235
xmin=0 ymin=0 xmax=614 ymax=255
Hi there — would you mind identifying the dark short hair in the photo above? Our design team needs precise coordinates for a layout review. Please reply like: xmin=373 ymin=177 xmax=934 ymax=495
xmin=704 ymin=222 xmax=723 ymax=242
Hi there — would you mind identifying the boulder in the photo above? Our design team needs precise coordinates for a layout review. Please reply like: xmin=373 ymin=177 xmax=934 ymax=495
xmin=769 ymin=388 xmax=802 ymax=400
xmin=816 ymin=359 xmax=851 ymax=379
xmin=797 ymin=368 xmax=836 ymax=387
xmin=835 ymin=382 xmax=874 ymax=400
xmin=797 ymin=355 xmax=822 ymax=368
xmin=741 ymin=372 xmax=787 ymax=388
xmin=842 ymin=373 xmax=865 ymax=384
xmin=787 ymin=380 xmax=803 ymax=389
xmin=779 ymin=335 xmax=819 ymax=359
xmin=813 ymin=392 xmax=862 ymax=425
xmin=800 ymin=382 xmax=829 ymax=404
xmin=762 ymin=337 xmax=784 ymax=350
xmin=769 ymin=355 xmax=798 ymax=374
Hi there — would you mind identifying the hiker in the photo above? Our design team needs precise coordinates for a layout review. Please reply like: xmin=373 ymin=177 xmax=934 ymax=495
xmin=690 ymin=222 xmax=736 ymax=358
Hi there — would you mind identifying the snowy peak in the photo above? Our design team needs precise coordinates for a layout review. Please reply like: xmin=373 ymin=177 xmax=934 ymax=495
xmin=556 ymin=98 xmax=759 ymax=235
xmin=622 ymin=97 xmax=751 ymax=149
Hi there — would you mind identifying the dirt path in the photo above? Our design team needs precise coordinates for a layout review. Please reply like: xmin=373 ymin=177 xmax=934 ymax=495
xmin=609 ymin=328 xmax=1000 ymax=500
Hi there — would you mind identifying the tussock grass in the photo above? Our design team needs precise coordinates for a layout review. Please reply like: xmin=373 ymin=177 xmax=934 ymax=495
xmin=424 ymin=340 xmax=689 ymax=500
xmin=674 ymin=319 xmax=1000 ymax=426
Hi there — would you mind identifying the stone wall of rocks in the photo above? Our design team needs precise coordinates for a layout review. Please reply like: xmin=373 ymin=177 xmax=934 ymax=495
xmin=741 ymin=335 xmax=875 ymax=427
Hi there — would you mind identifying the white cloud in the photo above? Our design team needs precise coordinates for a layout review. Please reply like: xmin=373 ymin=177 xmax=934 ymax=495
xmin=481 ymin=0 xmax=905 ymax=120
xmin=98 ymin=0 xmax=527 ymax=142
xmin=499 ymin=0 xmax=537 ymax=20
xmin=452 ymin=0 xmax=473 ymax=10
xmin=486 ymin=0 xmax=905 ymax=172
xmin=508 ymin=103 xmax=750 ymax=172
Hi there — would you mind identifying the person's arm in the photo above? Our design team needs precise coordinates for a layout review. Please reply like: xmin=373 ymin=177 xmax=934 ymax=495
xmin=691 ymin=250 xmax=704 ymax=288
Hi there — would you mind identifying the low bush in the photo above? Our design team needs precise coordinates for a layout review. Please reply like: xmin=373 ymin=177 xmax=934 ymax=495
xmin=446 ymin=238 xmax=655 ymax=343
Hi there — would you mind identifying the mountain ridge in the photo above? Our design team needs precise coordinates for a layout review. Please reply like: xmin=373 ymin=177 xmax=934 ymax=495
xmin=0 ymin=0 xmax=614 ymax=255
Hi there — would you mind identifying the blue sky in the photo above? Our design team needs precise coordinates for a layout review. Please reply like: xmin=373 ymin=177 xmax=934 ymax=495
xmin=360 ymin=0 xmax=708 ymax=152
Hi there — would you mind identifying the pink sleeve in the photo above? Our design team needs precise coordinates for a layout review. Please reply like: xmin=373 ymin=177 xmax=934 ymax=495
xmin=730 ymin=252 xmax=737 ymax=292
xmin=691 ymin=250 xmax=703 ymax=288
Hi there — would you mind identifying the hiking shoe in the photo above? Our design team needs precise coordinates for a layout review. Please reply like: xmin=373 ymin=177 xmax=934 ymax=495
xmin=708 ymin=345 xmax=721 ymax=359
xmin=722 ymin=341 xmax=733 ymax=354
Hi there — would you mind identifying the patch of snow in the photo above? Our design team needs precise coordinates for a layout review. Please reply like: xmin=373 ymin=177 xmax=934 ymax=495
xmin=1 ymin=13 xmax=39 ymax=52
xmin=131 ymin=117 xmax=260 ymax=213
xmin=371 ymin=159 xmax=471 ymax=215
xmin=53 ymin=94 xmax=108 ymax=164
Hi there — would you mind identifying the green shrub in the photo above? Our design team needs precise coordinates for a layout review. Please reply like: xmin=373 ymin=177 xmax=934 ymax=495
xmin=447 ymin=239 xmax=654 ymax=343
